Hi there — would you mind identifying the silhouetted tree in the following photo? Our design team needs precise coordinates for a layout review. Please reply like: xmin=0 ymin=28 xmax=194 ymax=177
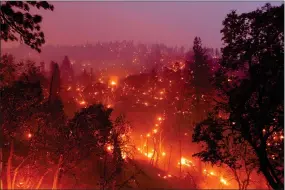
xmin=0 ymin=54 xmax=21 ymax=88
xmin=60 ymin=56 xmax=74 ymax=85
xmin=1 ymin=62 xmax=46 ymax=189
xmin=189 ymin=37 xmax=212 ymax=124
xmin=0 ymin=1 xmax=54 ymax=52
xmin=48 ymin=62 xmax=61 ymax=105
xmin=192 ymin=3 xmax=284 ymax=190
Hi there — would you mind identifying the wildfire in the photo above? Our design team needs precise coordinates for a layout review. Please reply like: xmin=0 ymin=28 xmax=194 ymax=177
xmin=110 ymin=80 xmax=117 ymax=86
xmin=178 ymin=157 xmax=193 ymax=167
xmin=220 ymin=177 xmax=228 ymax=185
xmin=79 ymin=100 xmax=86 ymax=105
xmin=153 ymin=129 xmax=158 ymax=134
xmin=107 ymin=145 xmax=113 ymax=152
xmin=122 ymin=152 xmax=127 ymax=159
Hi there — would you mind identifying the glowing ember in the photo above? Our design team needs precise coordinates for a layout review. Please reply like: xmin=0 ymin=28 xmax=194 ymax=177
xmin=28 ymin=133 xmax=32 ymax=138
xmin=79 ymin=100 xmax=86 ymax=105
xmin=147 ymin=152 xmax=153 ymax=158
xmin=67 ymin=86 xmax=71 ymax=91
xmin=107 ymin=145 xmax=112 ymax=152
xmin=153 ymin=129 xmax=158 ymax=134
xmin=110 ymin=80 xmax=117 ymax=86
xmin=157 ymin=117 xmax=162 ymax=121
xmin=122 ymin=152 xmax=127 ymax=159
xmin=210 ymin=171 xmax=215 ymax=176
xmin=181 ymin=157 xmax=187 ymax=165
xmin=220 ymin=177 xmax=228 ymax=185
xmin=162 ymin=152 xmax=166 ymax=156
xmin=147 ymin=133 xmax=151 ymax=137
xmin=178 ymin=157 xmax=192 ymax=167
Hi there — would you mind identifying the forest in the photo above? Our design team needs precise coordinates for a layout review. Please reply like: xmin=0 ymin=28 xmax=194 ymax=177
xmin=0 ymin=1 xmax=284 ymax=189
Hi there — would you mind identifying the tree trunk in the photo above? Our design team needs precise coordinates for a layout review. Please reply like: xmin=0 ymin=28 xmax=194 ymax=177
xmin=12 ymin=155 xmax=30 ymax=189
xmin=7 ymin=141 xmax=13 ymax=189
xmin=52 ymin=155 xmax=63 ymax=190
xmin=167 ymin=145 xmax=172 ymax=173
xmin=0 ymin=147 xmax=3 ymax=189
xmin=256 ymin=149 xmax=283 ymax=190
xmin=35 ymin=170 xmax=50 ymax=189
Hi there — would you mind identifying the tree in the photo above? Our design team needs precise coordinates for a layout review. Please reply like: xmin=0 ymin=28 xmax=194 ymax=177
xmin=48 ymin=62 xmax=61 ymax=105
xmin=0 ymin=1 xmax=54 ymax=52
xmin=60 ymin=56 xmax=74 ymax=85
xmin=189 ymin=37 xmax=212 ymax=124
xmin=0 ymin=54 xmax=19 ymax=88
xmin=192 ymin=3 xmax=284 ymax=190
xmin=1 ymin=62 xmax=47 ymax=189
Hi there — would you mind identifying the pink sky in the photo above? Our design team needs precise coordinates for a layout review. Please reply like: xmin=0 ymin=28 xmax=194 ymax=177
xmin=2 ymin=1 xmax=282 ymax=49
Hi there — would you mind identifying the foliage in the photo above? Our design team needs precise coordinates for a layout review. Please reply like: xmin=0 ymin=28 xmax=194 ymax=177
xmin=0 ymin=1 xmax=54 ymax=52
xmin=192 ymin=3 xmax=284 ymax=190
xmin=0 ymin=56 xmax=128 ymax=188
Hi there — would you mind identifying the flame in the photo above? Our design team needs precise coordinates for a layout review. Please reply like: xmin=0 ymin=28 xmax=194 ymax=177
xmin=110 ymin=81 xmax=117 ymax=86
xmin=107 ymin=145 xmax=112 ymax=152
xmin=178 ymin=157 xmax=192 ymax=167
xmin=210 ymin=171 xmax=215 ymax=176
xmin=220 ymin=177 xmax=228 ymax=185
xmin=79 ymin=100 xmax=86 ymax=105
xmin=122 ymin=152 xmax=127 ymax=159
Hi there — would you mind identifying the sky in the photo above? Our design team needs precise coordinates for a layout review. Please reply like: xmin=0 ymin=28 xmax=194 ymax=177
xmin=2 ymin=1 xmax=283 ymax=49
